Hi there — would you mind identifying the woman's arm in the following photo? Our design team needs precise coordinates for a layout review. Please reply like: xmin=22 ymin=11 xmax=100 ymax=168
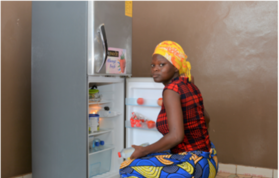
xmin=130 ymin=89 xmax=184 ymax=159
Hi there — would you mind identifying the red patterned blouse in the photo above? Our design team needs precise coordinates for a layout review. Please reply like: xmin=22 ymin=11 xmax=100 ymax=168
xmin=156 ymin=77 xmax=211 ymax=153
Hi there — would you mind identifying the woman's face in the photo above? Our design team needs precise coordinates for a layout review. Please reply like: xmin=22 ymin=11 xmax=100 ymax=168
xmin=151 ymin=54 xmax=179 ymax=85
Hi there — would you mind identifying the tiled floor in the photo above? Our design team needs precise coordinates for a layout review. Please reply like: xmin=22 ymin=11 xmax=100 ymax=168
xmin=217 ymin=163 xmax=277 ymax=178
xmin=216 ymin=172 xmax=269 ymax=178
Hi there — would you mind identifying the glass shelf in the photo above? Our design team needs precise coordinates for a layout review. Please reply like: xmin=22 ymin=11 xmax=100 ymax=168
xmin=89 ymin=145 xmax=114 ymax=156
xmin=125 ymin=120 xmax=157 ymax=131
xmin=89 ymin=100 xmax=111 ymax=105
xmin=99 ymin=111 xmax=121 ymax=118
xmin=125 ymin=98 xmax=161 ymax=107
xmin=88 ymin=128 xmax=113 ymax=137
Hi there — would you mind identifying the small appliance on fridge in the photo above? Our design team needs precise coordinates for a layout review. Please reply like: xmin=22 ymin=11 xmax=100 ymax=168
xmin=32 ymin=2 xmax=163 ymax=178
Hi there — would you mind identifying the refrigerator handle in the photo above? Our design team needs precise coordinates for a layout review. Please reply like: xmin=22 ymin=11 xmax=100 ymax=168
xmin=97 ymin=24 xmax=108 ymax=73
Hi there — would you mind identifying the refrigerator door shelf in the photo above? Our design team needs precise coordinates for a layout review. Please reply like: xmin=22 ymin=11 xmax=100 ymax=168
xmin=89 ymin=100 xmax=111 ymax=105
xmin=125 ymin=98 xmax=161 ymax=107
xmin=88 ymin=128 xmax=113 ymax=137
xmin=89 ymin=145 xmax=114 ymax=156
xmin=125 ymin=120 xmax=157 ymax=131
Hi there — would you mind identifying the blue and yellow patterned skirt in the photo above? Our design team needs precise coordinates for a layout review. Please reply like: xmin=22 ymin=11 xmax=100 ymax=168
xmin=119 ymin=142 xmax=218 ymax=178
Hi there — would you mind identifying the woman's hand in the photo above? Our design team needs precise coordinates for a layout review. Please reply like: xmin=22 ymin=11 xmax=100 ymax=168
xmin=130 ymin=145 xmax=147 ymax=160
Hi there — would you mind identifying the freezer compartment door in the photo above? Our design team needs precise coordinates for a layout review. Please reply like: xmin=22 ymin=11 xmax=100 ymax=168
xmin=125 ymin=78 xmax=164 ymax=148
xmin=88 ymin=1 xmax=132 ymax=76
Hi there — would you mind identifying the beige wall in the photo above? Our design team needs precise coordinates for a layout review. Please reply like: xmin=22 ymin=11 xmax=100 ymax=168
xmin=132 ymin=1 xmax=277 ymax=169
xmin=1 ymin=2 xmax=32 ymax=178
xmin=1 ymin=2 xmax=277 ymax=177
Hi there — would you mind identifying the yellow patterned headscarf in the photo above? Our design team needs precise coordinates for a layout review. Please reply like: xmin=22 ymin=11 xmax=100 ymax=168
xmin=152 ymin=41 xmax=191 ymax=81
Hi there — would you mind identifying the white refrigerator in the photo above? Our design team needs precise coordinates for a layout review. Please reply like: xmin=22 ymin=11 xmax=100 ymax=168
xmin=31 ymin=1 xmax=163 ymax=178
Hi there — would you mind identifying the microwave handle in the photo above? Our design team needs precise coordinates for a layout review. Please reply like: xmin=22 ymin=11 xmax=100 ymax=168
xmin=97 ymin=24 xmax=108 ymax=73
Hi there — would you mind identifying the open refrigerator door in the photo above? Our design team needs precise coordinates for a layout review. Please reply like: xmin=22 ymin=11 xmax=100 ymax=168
xmin=125 ymin=78 xmax=164 ymax=151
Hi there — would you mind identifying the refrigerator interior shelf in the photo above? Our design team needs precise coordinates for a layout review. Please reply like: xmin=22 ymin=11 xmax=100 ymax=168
xmin=89 ymin=145 xmax=114 ymax=156
xmin=89 ymin=128 xmax=113 ymax=137
xmin=125 ymin=98 xmax=161 ymax=107
xmin=89 ymin=100 xmax=111 ymax=105
xmin=125 ymin=120 xmax=158 ymax=131
xmin=99 ymin=111 xmax=121 ymax=118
